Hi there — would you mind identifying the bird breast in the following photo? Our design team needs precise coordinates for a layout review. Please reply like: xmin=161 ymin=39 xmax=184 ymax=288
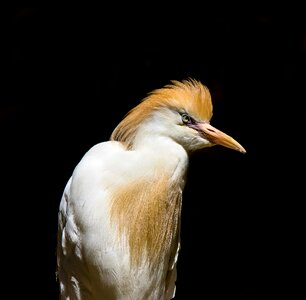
xmin=59 ymin=139 xmax=188 ymax=298
xmin=73 ymin=140 xmax=186 ymax=251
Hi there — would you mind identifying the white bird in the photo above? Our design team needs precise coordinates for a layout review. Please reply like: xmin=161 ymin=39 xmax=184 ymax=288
xmin=56 ymin=78 xmax=246 ymax=300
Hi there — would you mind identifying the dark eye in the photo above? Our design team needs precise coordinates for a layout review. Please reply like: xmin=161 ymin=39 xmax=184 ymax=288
xmin=181 ymin=113 xmax=191 ymax=124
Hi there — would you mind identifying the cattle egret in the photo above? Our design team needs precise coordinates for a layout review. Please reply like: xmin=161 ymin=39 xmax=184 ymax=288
xmin=57 ymin=78 xmax=246 ymax=299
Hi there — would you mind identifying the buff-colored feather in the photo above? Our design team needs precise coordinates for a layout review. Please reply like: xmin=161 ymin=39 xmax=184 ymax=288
xmin=110 ymin=172 xmax=182 ymax=269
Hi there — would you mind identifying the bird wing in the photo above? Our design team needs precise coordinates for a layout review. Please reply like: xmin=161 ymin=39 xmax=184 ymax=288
xmin=164 ymin=238 xmax=180 ymax=299
xmin=57 ymin=141 xmax=130 ymax=299
xmin=57 ymin=177 xmax=80 ymax=298
xmin=164 ymin=192 xmax=182 ymax=300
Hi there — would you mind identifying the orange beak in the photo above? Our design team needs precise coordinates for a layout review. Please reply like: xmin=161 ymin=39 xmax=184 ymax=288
xmin=197 ymin=122 xmax=246 ymax=153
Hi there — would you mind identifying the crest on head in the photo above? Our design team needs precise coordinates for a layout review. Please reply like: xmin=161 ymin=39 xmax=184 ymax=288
xmin=111 ymin=78 xmax=213 ymax=148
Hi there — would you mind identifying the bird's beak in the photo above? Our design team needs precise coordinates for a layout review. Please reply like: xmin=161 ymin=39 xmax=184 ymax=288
xmin=197 ymin=122 xmax=246 ymax=153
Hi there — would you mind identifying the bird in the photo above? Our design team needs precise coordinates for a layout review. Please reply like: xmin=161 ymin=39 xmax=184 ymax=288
xmin=56 ymin=78 xmax=246 ymax=300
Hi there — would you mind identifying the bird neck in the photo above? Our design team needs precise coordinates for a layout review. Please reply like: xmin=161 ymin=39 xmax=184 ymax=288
xmin=137 ymin=135 xmax=189 ymax=185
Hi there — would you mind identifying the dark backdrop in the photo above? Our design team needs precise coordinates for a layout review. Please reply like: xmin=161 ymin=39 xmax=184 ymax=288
xmin=3 ymin=5 xmax=305 ymax=300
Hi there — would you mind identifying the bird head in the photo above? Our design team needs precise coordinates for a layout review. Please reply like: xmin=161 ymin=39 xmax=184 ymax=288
xmin=111 ymin=78 xmax=246 ymax=154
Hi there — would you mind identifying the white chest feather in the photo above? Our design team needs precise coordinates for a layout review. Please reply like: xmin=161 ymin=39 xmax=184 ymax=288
xmin=57 ymin=139 xmax=188 ymax=299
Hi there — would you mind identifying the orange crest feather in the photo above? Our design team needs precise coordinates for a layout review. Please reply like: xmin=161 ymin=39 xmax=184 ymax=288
xmin=111 ymin=78 xmax=213 ymax=149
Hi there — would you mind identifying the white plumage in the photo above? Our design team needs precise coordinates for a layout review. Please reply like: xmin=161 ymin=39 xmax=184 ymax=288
xmin=57 ymin=79 xmax=245 ymax=299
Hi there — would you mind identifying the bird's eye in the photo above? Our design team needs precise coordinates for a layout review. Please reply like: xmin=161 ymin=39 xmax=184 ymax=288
xmin=181 ymin=113 xmax=191 ymax=124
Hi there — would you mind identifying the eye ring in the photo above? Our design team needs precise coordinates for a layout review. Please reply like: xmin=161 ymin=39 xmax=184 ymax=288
xmin=181 ymin=113 xmax=191 ymax=124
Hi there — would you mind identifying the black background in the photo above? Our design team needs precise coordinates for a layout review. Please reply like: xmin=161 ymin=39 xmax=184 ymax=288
xmin=3 ymin=4 xmax=305 ymax=300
